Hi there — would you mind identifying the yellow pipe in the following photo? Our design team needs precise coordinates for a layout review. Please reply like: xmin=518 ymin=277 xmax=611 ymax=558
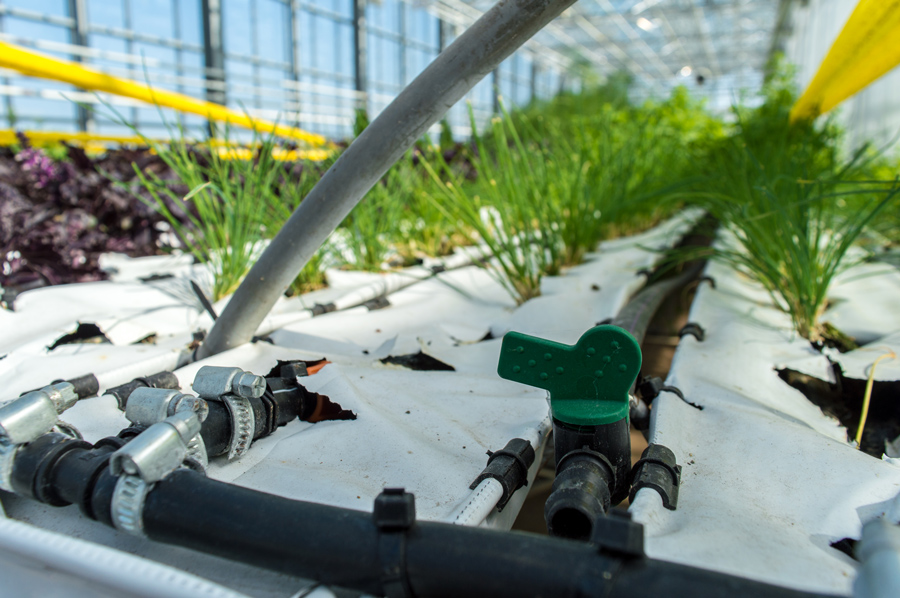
xmin=0 ymin=129 xmax=147 ymax=146
xmin=0 ymin=41 xmax=329 ymax=147
xmin=791 ymin=0 xmax=900 ymax=122
xmin=0 ymin=129 xmax=335 ymax=161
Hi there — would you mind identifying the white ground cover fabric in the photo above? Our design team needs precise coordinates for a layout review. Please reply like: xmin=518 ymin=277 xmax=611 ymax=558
xmin=0 ymin=213 xmax=696 ymax=597
xmin=630 ymin=258 xmax=900 ymax=596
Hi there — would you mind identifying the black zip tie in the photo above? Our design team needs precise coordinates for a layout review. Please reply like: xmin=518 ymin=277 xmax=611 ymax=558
xmin=190 ymin=280 xmax=218 ymax=321
xmin=698 ymin=275 xmax=716 ymax=289
xmin=373 ymin=488 xmax=417 ymax=598
xmin=311 ymin=303 xmax=337 ymax=317
xmin=678 ymin=322 xmax=705 ymax=342
xmin=364 ymin=296 xmax=391 ymax=311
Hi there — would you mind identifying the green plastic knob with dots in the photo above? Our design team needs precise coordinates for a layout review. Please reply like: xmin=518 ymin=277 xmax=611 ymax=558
xmin=497 ymin=325 xmax=642 ymax=427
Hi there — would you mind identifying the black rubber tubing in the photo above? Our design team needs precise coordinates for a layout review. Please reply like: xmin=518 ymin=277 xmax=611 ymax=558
xmin=197 ymin=0 xmax=581 ymax=359
xmin=141 ymin=469 xmax=840 ymax=598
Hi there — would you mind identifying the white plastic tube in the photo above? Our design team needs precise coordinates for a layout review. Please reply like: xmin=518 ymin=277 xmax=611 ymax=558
xmin=446 ymin=415 xmax=552 ymax=526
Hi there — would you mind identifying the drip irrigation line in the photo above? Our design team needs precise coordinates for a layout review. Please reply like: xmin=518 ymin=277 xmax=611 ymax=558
xmin=612 ymin=261 xmax=706 ymax=347
xmin=198 ymin=0 xmax=581 ymax=359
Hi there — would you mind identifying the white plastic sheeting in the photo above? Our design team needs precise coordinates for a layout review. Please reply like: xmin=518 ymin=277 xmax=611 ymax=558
xmin=0 ymin=213 xmax=697 ymax=597
xmin=630 ymin=257 xmax=900 ymax=595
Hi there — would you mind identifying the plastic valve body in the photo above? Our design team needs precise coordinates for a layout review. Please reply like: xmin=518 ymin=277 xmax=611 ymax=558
xmin=497 ymin=325 xmax=641 ymax=427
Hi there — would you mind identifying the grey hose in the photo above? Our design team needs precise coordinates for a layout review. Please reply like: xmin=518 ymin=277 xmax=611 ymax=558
xmin=198 ymin=0 xmax=579 ymax=359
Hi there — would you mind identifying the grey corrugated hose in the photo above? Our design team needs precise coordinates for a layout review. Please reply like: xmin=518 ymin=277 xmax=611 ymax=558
xmin=197 ymin=0 xmax=579 ymax=359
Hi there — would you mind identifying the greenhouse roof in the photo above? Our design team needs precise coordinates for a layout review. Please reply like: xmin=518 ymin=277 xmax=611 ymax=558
xmin=438 ymin=0 xmax=786 ymax=97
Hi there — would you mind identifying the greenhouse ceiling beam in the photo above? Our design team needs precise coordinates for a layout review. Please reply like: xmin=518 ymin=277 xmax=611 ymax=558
xmin=652 ymin=10 xmax=694 ymax=74
xmin=690 ymin=0 xmax=722 ymax=78
xmin=426 ymin=0 xmax=571 ymax=71
xmin=547 ymin=14 xmax=638 ymax=78
xmin=765 ymin=0 xmax=794 ymax=80
xmin=594 ymin=0 xmax=674 ymax=79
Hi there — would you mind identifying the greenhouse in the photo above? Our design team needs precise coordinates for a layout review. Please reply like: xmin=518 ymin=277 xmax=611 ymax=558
xmin=1 ymin=0 xmax=900 ymax=597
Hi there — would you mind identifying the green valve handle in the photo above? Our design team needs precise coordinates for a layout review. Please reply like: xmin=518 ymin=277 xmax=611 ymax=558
xmin=497 ymin=325 xmax=642 ymax=427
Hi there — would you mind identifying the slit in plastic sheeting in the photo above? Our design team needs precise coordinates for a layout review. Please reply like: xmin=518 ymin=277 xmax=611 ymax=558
xmin=380 ymin=351 xmax=456 ymax=371
xmin=0 ymin=354 xmax=5 ymax=361
xmin=451 ymin=330 xmax=494 ymax=347
xmin=830 ymin=537 xmax=858 ymax=560
xmin=778 ymin=367 xmax=900 ymax=457
xmin=48 ymin=323 xmax=111 ymax=351
xmin=307 ymin=391 xmax=357 ymax=423
xmin=133 ymin=334 xmax=157 ymax=345
xmin=138 ymin=273 xmax=175 ymax=283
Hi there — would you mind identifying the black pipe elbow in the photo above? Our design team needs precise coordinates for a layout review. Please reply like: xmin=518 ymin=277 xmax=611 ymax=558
xmin=553 ymin=417 xmax=631 ymax=504
xmin=544 ymin=448 xmax=614 ymax=541
xmin=545 ymin=417 xmax=631 ymax=541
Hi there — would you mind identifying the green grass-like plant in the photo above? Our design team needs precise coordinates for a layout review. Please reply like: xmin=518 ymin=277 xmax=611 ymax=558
xmin=134 ymin=127 xmax=328 ymax=300
xmin=680 ymin=76 xmax=899 ymax=342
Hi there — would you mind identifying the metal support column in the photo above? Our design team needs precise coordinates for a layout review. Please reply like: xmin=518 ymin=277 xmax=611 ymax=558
xmin=250 ymin=0 xmax=261 ymax=110
xmin=67 ymin=0 xmax=93 ymax=131
xmin=530 ymin=58 xmax=537 ymax=103
xmin=353 ymin=0 xmax=368 ymax=114
xmin=492 ymin=68 xmax=500 ymax=113
xmin=0 ymin=10 xmax=15 ymax=128
xmin=201 ymin=0 xmax=227 ymax=132
xmin=287 ymin=0 xmax=301 ymax=126
xmin=123 ymin=0 xmax=139 ymax=130
xmin=399 ymin=0 xmax=407 ymax=87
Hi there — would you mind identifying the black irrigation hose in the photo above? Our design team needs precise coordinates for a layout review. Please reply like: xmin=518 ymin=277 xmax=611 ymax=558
xmin=139 ymin=469 xmax=837 ymax=598
xmin=6 ymin=434 xmax=841 ymax=598
xmin=612 ymin=261 xmax=706 ymax=347
xmin=198 ymin=0 xmax=581 ymax=359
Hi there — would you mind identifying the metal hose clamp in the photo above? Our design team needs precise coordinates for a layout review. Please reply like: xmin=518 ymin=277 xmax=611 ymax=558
xmin=220 ymin=395 xmax=254 ymax=460
xmin=0 ymin=436 xmax=18 ymax=493
xmin=111 ymin=474 xmax=150 ymax=537
xmin=109 ymin=411 xmax=200 ymax=536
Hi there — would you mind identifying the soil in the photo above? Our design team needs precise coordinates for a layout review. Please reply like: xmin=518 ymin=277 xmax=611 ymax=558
xmin=778 ymin=365 xmax=900 ymax=458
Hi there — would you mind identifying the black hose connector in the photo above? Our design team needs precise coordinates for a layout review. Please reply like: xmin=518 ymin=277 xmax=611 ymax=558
xmin=373 ymin=489 xmax=417 ymax=598
xmin=630 ymin=444 xmax=681 ymax=510
xmin=9 ymin=433 xmax=125 ymax=518
xmin=108 ymin=371 xmax=181 ymax=410
xmin=544 ymin=448 xmax=615 ymax=541
xmin=21 ymin=373 xmax=100 ymax=400
xmin=554 ymin=417 xmax=632 ymax=505
xmin=469 ymin=438 xmax=535 ymax=511
xmin=197 ymin=369 xmax=317 ymax=457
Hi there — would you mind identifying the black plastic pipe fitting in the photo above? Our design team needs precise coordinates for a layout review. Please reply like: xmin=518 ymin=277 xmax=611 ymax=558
xmin=544 ymin=448 xmax=615 ymax=541
xmin=469 ymin=438 xmax=536 ymax=510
